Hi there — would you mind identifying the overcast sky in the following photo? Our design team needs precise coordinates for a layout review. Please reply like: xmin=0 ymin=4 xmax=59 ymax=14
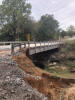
xmin=0 ymin=0 xmax=75 ymax=30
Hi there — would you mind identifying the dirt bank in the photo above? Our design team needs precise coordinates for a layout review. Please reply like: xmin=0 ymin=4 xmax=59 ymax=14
xmin=14 ymin=49 xmax=75 ymax=100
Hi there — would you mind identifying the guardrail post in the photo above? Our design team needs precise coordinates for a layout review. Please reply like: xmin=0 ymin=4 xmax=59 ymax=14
xmin=40 ymin=42 xmax=41 ymax=51
xmin=19 ymin=43 xmax=21 ymax=51
xmin=11 ymin=43 xmax=14 ymax=55
xmin=48 ymin=41 xmax=49 ymax=49
xmin=24 ymin=43 xmax=26 ymax=48
xmin=53 ymin=41 xmax=54 ymax=48
xmin=44 ymin=42 xmax=45 ymax=51
xmin=35 ymin=42 xmax=36 ymax=53
xmin=51 ymin=41 xmax=52 ymax=49
xmin=28 ymin=41 xmax=30 ymax=48
xmin=28 ymin=41 xmax=30 ymax=54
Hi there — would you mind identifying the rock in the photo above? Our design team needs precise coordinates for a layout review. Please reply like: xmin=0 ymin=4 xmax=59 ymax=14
xmin=70 ymin=68 xmax=75 ymax=73
xmin=0 ymin=55 xmax=48 ymax=100
xmin=49 ymin=62 xmax=57 ymax=66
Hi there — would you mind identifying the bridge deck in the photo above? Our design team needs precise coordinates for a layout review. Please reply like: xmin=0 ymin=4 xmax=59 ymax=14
xmin=0 ymin=41 xmax=63 ymax=55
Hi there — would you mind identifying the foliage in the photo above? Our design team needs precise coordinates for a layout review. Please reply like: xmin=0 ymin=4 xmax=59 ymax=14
xmin=57 ymin=25 xmax=75 ymax=38
xmin=66 ymin=25 xmax=75 ymax=37
xmin=44 ymin=40 xmax=75 ymax=78
xmin=0 ymin=0 xmax=32 ymax=41
xmin=59 ymin=40 xmax=75 ymax=68
xmin=61 ymin=30 xmax=67 ymax=38
xmin=35 ymin=14 xmax=59 ymax=41
xmin=0 ymin=0 xmax=75 ymax=41
xmin=63 ymin=40 xmax=75 ymax=52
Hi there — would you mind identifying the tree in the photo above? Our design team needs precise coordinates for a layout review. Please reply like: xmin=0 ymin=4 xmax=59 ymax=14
xmin=31 ymin=21 xmax=39 ymax=41
xmin=35 ymin=14 xmax=59 ymax=41
xmin=61 ymin=30 xmax=67 ymax=38
xmin=0 ymin=0 xmax=31 ymax=41
xmin=67 ymin=25 xmax=75 ymax=37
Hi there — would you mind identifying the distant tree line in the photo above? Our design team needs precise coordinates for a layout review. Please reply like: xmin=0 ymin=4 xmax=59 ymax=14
xmin=60 ymin=25 xmax=75 ymax=38
xmin=0 ymin=0 xmax=75 ymax=41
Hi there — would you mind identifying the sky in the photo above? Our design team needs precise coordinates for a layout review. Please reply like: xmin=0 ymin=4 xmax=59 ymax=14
xmin=0 ymin=0 xmax=75 ymax=30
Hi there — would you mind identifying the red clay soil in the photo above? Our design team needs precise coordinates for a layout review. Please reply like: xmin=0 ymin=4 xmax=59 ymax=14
xmin=13 ymin=49 xmax=75 ymax=100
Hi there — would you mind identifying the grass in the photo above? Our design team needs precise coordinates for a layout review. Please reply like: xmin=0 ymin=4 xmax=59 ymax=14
xmin=49 ymin=66 xmax=75 ymax=79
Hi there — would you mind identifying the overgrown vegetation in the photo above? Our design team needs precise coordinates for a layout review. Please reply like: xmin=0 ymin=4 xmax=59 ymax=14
xmin=45 ymin=40 xmax=75 ymax=79
xmin=60 ymin=40 xmax=75 ymax=68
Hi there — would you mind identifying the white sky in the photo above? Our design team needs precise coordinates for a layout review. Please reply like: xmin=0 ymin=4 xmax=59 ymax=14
xmin=0 ymin=0 xmax=75 ymax=30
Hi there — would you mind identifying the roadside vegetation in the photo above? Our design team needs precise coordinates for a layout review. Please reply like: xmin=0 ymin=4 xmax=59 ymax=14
xmin=45 ymin=40 xmax=75 ymax=79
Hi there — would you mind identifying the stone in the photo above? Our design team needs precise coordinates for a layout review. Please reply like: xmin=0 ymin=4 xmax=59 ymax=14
xmin=0 ymin=55 xmax=48 ymax=100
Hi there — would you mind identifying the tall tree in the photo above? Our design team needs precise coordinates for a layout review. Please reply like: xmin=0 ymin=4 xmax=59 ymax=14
xmin=0 ymin=0 xmax=31 ymax=41
xmin=36 ymin=14 xmax=59 ymax=41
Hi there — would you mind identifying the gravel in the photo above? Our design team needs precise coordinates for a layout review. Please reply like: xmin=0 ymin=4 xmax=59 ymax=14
xmin=0 ymin=54 xmax=48 ymax=100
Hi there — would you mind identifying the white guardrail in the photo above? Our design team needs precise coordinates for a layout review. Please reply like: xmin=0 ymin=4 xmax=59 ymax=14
xmin=0 ymin=41 xmax=63 ymax=55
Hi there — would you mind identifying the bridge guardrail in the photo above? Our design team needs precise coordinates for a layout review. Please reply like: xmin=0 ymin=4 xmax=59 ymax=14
xmin=0 ymin=40 xmax=63 ymax=55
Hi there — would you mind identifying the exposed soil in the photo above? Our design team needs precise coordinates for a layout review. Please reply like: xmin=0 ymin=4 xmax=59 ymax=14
xmin=14 ymin=49 xmax=75 ymax=100
xmin=64 ymin=85 xmax=75 ymax=100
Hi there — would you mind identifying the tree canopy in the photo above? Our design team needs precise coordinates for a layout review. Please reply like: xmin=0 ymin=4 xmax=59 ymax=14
xmin=0 ymin=0 xmax=74 ymax=42
xmin=35 ymin=14 xmax=59 ymax=41
xmin=0 ymin=0 xmax=31 ymax=41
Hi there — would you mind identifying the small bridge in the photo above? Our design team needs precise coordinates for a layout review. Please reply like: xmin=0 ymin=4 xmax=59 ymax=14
xmin=0 ymin=40 xmax=63 ymax=55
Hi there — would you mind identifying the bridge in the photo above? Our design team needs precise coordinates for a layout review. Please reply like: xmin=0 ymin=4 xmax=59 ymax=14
xmin=0 ymin=40 xmax=63 ymax=55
